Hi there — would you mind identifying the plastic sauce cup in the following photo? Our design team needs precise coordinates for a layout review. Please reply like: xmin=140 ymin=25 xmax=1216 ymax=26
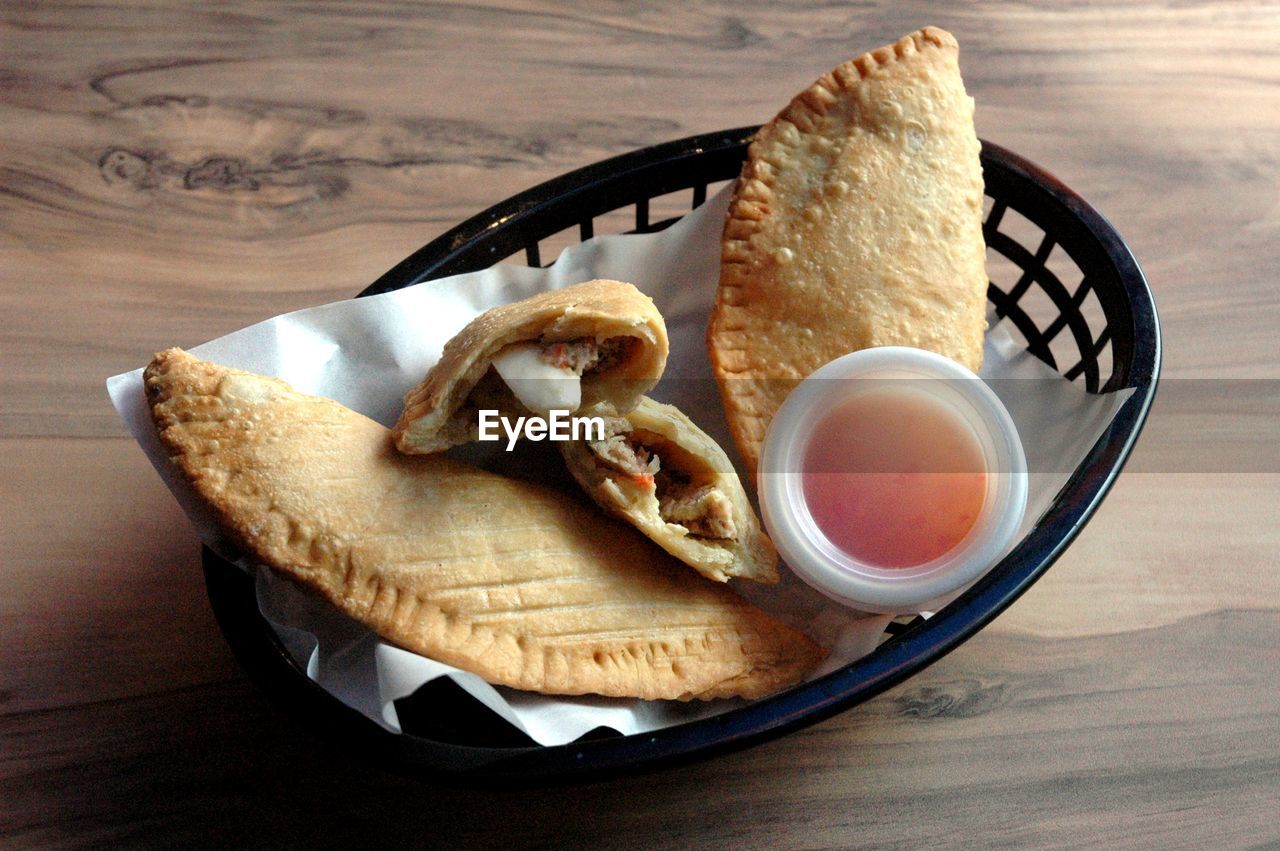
xmin=759 ymin=347 xmax=1028 ymax=614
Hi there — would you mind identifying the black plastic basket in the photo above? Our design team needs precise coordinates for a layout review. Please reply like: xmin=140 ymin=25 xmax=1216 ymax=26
xmin=203 ymin=127 xmax=1160 ymax=784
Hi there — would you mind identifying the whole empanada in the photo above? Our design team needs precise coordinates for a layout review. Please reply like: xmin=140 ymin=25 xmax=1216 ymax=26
xmin=560 ymin=397 xmax=778 ymax=585
xmin=395 ymin=279 xmax=668 ymax=454
xmin=707 ymin=27 xmax=988 ymax=474
xmin=146 ymin=349 xmax=822 ymax=700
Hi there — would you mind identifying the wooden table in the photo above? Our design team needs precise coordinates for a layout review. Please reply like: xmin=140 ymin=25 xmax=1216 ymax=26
xmin=3 ymin=2 xmax=1277 ymax=845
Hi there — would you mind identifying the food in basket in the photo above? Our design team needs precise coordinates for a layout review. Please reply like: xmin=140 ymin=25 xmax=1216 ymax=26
xmin=560 ymin=396 xmax=779 ymax=585
xmin=394 ymin=279 xmax=668 ymax=454
xmin=145 ymin=348 xmax=823 ymax=699
xmin=707 ymin=26 xmax=988 ymax=474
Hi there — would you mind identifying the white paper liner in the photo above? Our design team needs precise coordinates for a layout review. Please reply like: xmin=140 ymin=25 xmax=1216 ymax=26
xmin=107 ymin=184 xmax=1132 ymax=745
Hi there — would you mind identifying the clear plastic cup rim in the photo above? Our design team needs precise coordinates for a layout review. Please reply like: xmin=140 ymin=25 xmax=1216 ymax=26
xmin=758 ymin=347 xmax=1029 ymax=614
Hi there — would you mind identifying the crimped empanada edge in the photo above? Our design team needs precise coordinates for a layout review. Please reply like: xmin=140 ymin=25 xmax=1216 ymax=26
xmin=707 ymin=27 xmax=962 ymax=472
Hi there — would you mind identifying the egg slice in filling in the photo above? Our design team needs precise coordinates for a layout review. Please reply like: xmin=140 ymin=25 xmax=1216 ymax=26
xmin=490 ymin=342 xmax=581 ymax=417
xmin=486 ymin=336 xmax=631 ymax=417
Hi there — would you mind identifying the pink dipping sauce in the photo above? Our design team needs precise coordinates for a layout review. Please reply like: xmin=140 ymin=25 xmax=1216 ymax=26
xmin=801 ymin=387 xmax=989 ymax=569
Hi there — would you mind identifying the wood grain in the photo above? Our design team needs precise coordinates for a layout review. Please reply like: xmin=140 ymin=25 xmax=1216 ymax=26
xmin=1 ymin=0 xmax=1277 ymax=845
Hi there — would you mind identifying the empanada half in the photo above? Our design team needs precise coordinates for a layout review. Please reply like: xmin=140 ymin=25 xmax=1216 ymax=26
xmin=560 ymin=397 xmax=778 ymax=584
xmin=394 ymin=279 xmax=668 ymax=454
xmin=707 ymin=27 xmax=987 ymax=474
xmin=146 ymin=349 xmax=822 ymax=700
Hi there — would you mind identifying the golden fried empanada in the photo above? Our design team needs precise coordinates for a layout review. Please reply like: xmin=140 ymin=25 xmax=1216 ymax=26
xmin=146 ymin=349 xmax=821 ymax=700
xmin=560 ymin=397 xmax=778 ymax=585
xmin=707 ymin=27 xmax=988 ymax=474
xmin=395 ymin=279 xmax=668 ymax=454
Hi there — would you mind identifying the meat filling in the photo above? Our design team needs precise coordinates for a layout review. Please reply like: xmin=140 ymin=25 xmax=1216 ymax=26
xmin=657 ymin=483 xmax=737 ymax=540
xmin=587 ymin=417 xmax=658 ymax=481
xmin=585 ymin=419 xmax=736 ymax=540
xmin=539 ymin=337 xmax=629 ymax=376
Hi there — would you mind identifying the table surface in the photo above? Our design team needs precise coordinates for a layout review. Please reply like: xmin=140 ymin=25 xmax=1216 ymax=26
xmin=3 ymin=1 xmax=1277 ymax=845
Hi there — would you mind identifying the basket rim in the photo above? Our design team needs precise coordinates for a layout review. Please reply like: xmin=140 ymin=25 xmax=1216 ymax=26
xmin=204 ymin=127 xmax=1161 ymax=785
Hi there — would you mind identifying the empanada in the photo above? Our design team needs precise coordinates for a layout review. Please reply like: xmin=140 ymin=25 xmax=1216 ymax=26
xmin=395 ymin=279 xmax=668 ymax=454
xmin=707 ymin=27 xmax=987 ymax=474
xmin=560 ymin=397 xmax=778 ymax=584
xmin=146 ymin=349 xmax=822 ymax=700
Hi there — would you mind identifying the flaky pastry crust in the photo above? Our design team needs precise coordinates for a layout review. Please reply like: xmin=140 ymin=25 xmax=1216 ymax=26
xmin=707 ymin=27 xmax=988 ymax=475
xmin=146 ymin=349 xmax=822 ymax=700
xmin=394 ymin=279 xmax=668 ymax=454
